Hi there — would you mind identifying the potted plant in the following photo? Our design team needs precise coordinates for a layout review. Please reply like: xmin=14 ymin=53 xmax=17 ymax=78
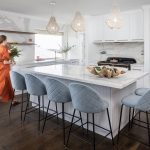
xmin=58 ymin=42 xmax=75 ymax=60
xmin=9 ymin=45 xmax=21 ymax=61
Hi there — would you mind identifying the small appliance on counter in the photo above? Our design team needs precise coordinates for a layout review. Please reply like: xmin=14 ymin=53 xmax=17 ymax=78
xmin=97 ymin=57 xmax=136 ymax=70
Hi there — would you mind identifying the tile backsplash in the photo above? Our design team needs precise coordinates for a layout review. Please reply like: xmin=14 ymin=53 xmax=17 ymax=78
xmin=98 ymin=42 xmax=144 ymax=64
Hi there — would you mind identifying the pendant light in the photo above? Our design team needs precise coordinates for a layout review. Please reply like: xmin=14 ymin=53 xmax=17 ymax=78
xmin=71 ymin=11 xmax=85 ymax=32
xmin=46 ymin=1 xmax=59 ymax=34
xmin=106 ymin=0 xmax=123 ymax=29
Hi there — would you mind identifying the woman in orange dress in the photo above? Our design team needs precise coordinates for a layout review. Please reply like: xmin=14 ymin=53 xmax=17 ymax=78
xmin=0 ymin=35 xmax=14 ymax=103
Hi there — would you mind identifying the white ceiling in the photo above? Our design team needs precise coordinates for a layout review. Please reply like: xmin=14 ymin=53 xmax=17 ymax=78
xmin=0 ymin=0 xmax=150 ymax=18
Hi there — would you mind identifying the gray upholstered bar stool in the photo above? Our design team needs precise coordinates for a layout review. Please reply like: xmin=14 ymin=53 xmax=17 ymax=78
xmin=135 ymin=88 xmax=150 ymax=120
xmin=24 ymin=74 xmax=47 ymax=131
xmin=42 ymin=78 xmax=71 ymax=146
xmin=9 ymin=71 xmax=26 ymax=121
xmin=118 ymin=90 xmax=150 ymax=146
xmin=67 ymin=83 xmax=114 ymax=150
xmin=135 ymin=88 xmax=150 ymax=96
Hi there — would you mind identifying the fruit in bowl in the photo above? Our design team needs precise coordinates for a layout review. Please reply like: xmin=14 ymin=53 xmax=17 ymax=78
xmin=87 ymin=66 xmax=126 ymax=78
xmin=95 ymin=67 xmax=101 ymax=74
xmin=87 ymin=66 xmax=98 ymax=75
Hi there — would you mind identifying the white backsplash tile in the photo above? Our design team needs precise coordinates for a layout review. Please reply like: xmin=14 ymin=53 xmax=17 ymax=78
xmin=98 ymin=42 xmax=144 ymax=64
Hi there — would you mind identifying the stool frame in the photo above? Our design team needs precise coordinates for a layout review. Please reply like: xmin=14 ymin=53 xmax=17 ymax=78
xmin=66 ymin=108 xmax=114 ymax=150
xmin=117 ymin=104 xmax=150 ymax=146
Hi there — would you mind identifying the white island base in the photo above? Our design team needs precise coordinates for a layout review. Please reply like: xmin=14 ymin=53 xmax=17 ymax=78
xmin=20 ymin=64 xmax=147 ymax=138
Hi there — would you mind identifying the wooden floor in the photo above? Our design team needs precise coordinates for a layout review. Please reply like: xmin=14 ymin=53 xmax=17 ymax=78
xmin=0 ymin=95 xmax=150 ymax=150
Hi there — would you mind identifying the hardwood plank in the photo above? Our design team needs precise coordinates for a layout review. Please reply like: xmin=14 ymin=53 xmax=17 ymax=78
xmin=0 ymin=95 xmax=149 ymax=150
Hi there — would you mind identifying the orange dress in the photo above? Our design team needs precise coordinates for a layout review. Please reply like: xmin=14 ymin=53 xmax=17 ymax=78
xmin=0 ymin=45 xmax=14 ymax=102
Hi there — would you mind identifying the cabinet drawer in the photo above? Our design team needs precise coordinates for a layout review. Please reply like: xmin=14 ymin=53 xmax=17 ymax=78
xmin=131 ymin=66 xmax=144 ymax=71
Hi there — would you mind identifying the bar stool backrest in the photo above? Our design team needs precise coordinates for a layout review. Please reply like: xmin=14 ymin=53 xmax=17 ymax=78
xmin=44 ymin=78 xmax=71 ymax=103
xmin=25 ymin=74 xmax=46 ymax=96
xmin=69 ymin=83 xmax=108 ymax=113
xmin=136 ymin=90 xmax=150 ymax=111
xmin=10 ymin=71 xmax=26 ymax=90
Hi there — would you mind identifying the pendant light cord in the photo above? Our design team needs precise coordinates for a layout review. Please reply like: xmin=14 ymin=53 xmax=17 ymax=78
xmin=50 ymin=1 xmax=56 ymax=16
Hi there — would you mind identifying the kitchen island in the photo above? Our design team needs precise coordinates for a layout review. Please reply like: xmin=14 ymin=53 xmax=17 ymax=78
xmin=18 ymin=64 xmax=148 ymax=138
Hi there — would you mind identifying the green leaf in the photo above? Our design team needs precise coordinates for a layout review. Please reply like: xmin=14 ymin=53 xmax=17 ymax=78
xmin=9 ymin=45 xmax=21 ymax=59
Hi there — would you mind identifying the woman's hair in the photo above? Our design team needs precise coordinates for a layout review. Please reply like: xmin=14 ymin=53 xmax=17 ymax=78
xmin=0 ymin=35 xmax=7 ymax=44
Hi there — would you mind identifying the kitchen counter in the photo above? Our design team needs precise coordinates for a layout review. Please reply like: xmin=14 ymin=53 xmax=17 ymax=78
xmin=15 ymin=59 xmax=79 ymax=68
xmin=18 ymin=64 xmax=148 ymax=138
xmin=22 ymin=64 xmax=148 ymax=89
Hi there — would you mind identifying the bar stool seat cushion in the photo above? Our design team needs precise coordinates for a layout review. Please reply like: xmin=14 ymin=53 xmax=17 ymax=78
xmin=44 ymin=78 xmax=71 ymax=103
xmin=10 ymin=71 xmax=26 ymax=90
xmin=122 ymin=94 xmax=141 ymax=107
xmin=25 ymin=74 xmax=47 ymax=96
xmin=69 ymin=83 xmax=109 ymax=113
xmin=135 ymin=88 xmax=150 ymax=96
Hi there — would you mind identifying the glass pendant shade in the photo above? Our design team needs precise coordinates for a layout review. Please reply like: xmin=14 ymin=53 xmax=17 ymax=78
xmin=46 ymin=16 xmax=59 ymax=34
xmin=106 ymin=4 xmax=123 ymax=29
xmin=71 ymin=12 xmax=85 ymax=32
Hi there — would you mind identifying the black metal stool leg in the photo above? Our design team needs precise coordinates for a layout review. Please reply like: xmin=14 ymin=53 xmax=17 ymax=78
xmin=87 ymin=113 xmax=89 ymax=135
xmin=9 ymin=89 xmax=15 ymax=117
xmin=107 ymin=108 xmax=114 ymax=145
xmin=9 ymin=98 xmax=14 ymax=117
xmin=66 ymin=109 xmax=76 ymax=147
xmin=38 ymin=96 xmax=41 ymax=131
xmin=23 ymin=94 xmax=30 ymax=122
xmin=92 ymin=113 xmax=96 ymax=150
xmin=131 ymin=108 xmax=135 ymax=128
xmin=55 ymin=102 xmax=59 ymax=124
xmin=146 ymin=111 xmax=150 ymax=146
xmin=62 ymin=103 xmax=66 ymax=146
xmin=42 ymin=96 xmax=45 ymax=118
xmin=42 ymin=100 xmax=51 ymax=133
xmin=139 ymin=111 xmax=141 ymax=121
xmin=21 ymin=90 xmax=24 ymax=121
xmin=117 ymin=104 xmax=124 ymax=144
xmin=128 ymin=107 xmax=131 ymax=129
xmin=79 ymin=111 xmax=84 ymax=135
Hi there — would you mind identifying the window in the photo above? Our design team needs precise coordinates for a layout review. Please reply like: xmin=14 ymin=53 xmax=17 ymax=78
xmin=35 ymin=34 xmax=63 ymax=60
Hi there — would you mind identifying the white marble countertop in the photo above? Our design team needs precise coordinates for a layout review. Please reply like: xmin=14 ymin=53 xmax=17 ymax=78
xmin=21 ymin=64 xmax=148 ymax=89
xmin=16 ymin=59 xmax=79 ymax=66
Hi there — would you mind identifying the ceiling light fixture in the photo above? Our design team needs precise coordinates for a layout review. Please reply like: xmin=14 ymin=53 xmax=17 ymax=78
xmin=46 ymin=1 xmax=59 ymax=34
xmin=106 ymin=0 xmax=123 ymax=29
xmin=71 ymin=11 xmax=85 ymax=32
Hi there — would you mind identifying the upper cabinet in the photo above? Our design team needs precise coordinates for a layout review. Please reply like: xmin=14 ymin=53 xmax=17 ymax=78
xmin=103 ymin=15 xmax=117 ymax=41
xmin=92 ymin=16 xmax=104 ymax=41
xmin=116 ymin=13 xmax=130 ymax=41
xmin=92 ymin=9 xmax=144 ymax=43
xmin=130 ymin=10 xmax=144 ymax=41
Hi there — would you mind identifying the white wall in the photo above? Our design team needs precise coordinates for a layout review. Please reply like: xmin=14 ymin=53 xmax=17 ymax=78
xmin=0 ymin=10 xmax=48 ymax=62
xmin=84 ymin=9 xmax=144 ymax=65
xmin=0 ymin=9 xmax=146 ymax=67
xmin=0 ymin=10 xmax=84 ymax=63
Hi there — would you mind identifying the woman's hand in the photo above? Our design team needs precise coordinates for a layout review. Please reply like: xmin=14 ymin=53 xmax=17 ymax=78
xmin=3 ymin=60 xmax=12 ymax=65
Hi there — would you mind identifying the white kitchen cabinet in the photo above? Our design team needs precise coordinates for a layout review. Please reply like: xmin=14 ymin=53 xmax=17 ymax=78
xmin=130 ymin=10 xmax=144 ymax=40
xmin=103 ymin=15 xmax=116 ymax=41
xmin=131 ymin=64 xmax=144 ymax=88
xmin=116 ymin=13 xmax=130 ymax=41
xmin=131 ymin=64 xmax=144 ymax=71
xmin=92 ymin=9 xmax=144 ymax=42
xmin=92 ymin=16 xmax=104 ymax=41
xmin=136 ymin=78 xmax=144 ymax=88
